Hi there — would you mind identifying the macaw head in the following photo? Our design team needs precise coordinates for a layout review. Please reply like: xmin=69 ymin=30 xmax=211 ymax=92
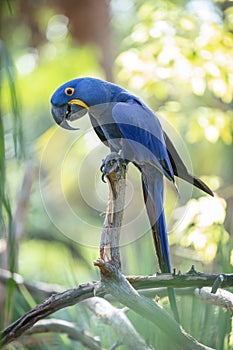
xmin=50 ymin=77 xmax=111 ymax=129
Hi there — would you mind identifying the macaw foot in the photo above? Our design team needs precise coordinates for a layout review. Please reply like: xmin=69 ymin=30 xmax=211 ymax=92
xmin=100 ymin=152 xmax=127 ymax=182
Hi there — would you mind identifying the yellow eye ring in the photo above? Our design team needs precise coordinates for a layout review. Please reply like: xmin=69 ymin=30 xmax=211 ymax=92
xmin=65 ymin=87 xmax=74 ymax=96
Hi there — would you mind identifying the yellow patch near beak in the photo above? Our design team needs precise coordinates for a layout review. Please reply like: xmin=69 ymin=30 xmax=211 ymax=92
xmin=68 ymin=99 xmax=89 ymax=110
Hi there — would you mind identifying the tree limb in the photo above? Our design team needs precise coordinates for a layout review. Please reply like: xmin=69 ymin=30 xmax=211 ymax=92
xmin=95 ymin=259 xmax=214 ymax=350
xmin=128 ymin=270 xmax=233 ymax=290
xmin=85 ymin=297 xmax=153 ymax=350
xmin=25 ymin=319 xmax=103 ymax=350
xmin=195 ymin=287 xmax=233 ymax=314
xmin=1 ymin=268 xmax=233 ymax=296
xmin=0 ymin=282 xmax=103 ymax=345
xmin=100 ymin=154 xmax=126 ymax=270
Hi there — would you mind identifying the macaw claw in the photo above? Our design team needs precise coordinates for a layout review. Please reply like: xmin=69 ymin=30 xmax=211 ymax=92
xmin=101 ymin=152 xmax=127 ymax=182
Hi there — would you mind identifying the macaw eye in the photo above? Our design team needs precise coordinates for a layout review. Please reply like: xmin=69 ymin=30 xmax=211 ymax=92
xmin=65 ymin=87 xmax=74 ymax=96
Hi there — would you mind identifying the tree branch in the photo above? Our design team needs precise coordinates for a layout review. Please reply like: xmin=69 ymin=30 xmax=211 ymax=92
xmin=1 ymin=268 xmax=233 ymax=296
xmin=195 ymin=287 xmax=233 ymax=314
xmin=85 ymin=297 xmax=152 ymax=350
xmin=0 ymin=282 xmax=103 ymax=345
xmin=0 ymin=274 xmax=219 ymax=349
xmin=100 ymin=154 xmax=126 ymax=270
xmin=95 ymin=259 xmax=214 ymax=350
xmin=25 ymin=319 xmax=103 ymax=350
xmin=128 ymin=270 xmax=233 ymax=290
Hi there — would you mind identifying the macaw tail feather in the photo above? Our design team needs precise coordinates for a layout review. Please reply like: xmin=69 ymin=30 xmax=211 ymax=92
xmin=141 ymin=166 xmax=180 ymax=322
xmin=164 ymin=132 xmax=214 ymax=197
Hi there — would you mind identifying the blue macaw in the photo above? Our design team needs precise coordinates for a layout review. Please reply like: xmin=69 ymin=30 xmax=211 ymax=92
xmin=51 ymin=77 xmax=213 ymax=322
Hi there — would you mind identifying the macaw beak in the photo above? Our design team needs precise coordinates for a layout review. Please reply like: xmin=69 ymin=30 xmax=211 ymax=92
xmin=51 ymin=103 xmax=87 ymax=130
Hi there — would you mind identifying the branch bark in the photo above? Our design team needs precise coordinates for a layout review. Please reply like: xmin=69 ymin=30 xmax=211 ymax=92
xmin=100 ymin=155 xmax=126 ymax=270
xmin=85 ymin=297 xmax=152 ymax=350
xmin=195 ymin=287 xmax=233 ymax=314
xmin=1 ymin=268 xmax=233 ymax=295
xmin=95 ymin=259 xmax=214 ymax=350
xmin=0 ymin=282 xmax=103 ymax=345
xmin=25 ymin=319 xmax=102 ymax=350
xmin=128 ymin=270 xmax=233 ymax=289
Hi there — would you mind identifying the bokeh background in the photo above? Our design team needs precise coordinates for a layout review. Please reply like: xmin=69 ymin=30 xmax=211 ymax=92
xmin=1 ymin=0 xmax=233 ymax=348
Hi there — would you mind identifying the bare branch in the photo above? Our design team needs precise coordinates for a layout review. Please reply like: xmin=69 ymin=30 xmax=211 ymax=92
xmin=95 ymin=259 xmax=214 ymax=350
xmin=128 ymin=271 xmax=233 ymax=290
xmin=195 ymin=287 xmax=233 ymax=314
xmin=100 ymin=154 xmax=126 ymax=270
xmin=85 ymin=297 xmax=153 ymax=350
xmin=25 ymin=319 xmax=103 ymax=350
xmin=0 ymin=274 xmax=216 ymax=349
xmin=0 ymin=282 xmax=103 ymax=345
xmin=1 ymin=268 xmax=233 ymax=296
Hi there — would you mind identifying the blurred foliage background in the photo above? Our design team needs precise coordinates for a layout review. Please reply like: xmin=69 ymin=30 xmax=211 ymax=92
xmin=0 ymin=0 xmax=233 ymax=349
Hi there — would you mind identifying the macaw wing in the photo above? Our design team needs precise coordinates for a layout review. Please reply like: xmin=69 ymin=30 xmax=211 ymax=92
xmin=112 ymin=101 xmax=174 ymax=181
